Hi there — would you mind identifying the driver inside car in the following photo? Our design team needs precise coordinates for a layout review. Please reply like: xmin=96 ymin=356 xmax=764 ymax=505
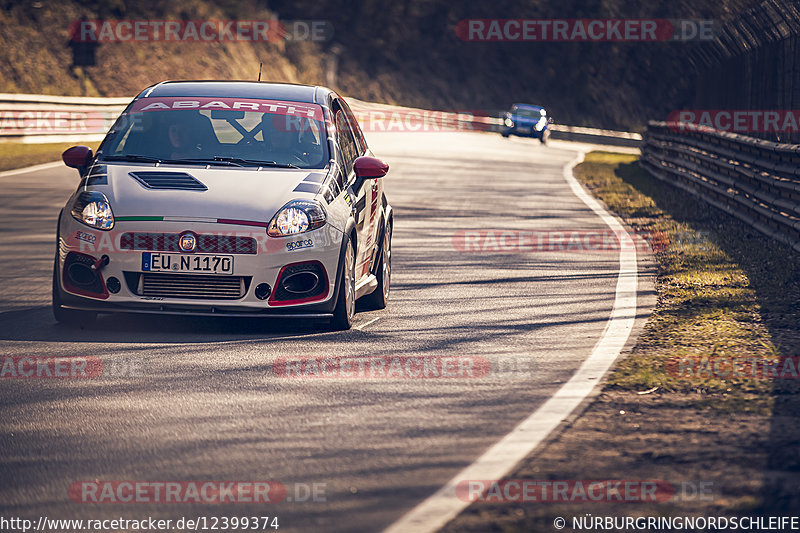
xmin=161 ymin=111 xmax=218 ymax=160
xmin=260 ymin=114 xmax=308 ymax=165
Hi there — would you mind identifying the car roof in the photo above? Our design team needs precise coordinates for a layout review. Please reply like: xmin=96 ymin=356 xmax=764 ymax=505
xmin=511 ymin=103 xmax=544 ymax=111
xmin=136 ymin=81 xmax=333 ymax=106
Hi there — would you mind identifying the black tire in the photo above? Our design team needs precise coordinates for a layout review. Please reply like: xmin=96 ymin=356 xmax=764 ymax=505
xmin=52 ymin=256 xmax=97 ymax=327
xmin=540 ymin=130 xmax=550 ymax=145
xmin=501 ymin=130 xmax=510 ymax=138
xmin=362 ymin=220 xmax=391 ymax=310
xmin=330 ymin=237 xmax=356 ymax=330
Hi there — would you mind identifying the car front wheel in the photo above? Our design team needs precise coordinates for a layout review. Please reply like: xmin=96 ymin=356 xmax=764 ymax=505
xmin=331 ymin=237 xmax=356 ymax=330
xmin=362 ymin=221 xmax=391 ymax=310
xmin=540 ymin=130 xmax=550 ymax=145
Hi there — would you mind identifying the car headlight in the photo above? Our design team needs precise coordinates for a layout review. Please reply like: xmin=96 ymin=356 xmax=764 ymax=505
xmin=535 ymin=117 xmax=547 ymax=131
xmin=71 ymin=191 xmax=114 ymax=230
xmin=504 ymin=117 xmax=514 ymax=127
xmin=268 ymin=200 xmax=326 ymax=237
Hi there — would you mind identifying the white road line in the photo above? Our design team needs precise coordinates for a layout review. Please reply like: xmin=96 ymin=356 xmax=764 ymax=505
xmin=383 ymin=151 xmax=639 ymax=533
xmin=355 ymin=317 xmax=381 ymax=331
xmin=0 ymin=160 xmax=62 ymax=178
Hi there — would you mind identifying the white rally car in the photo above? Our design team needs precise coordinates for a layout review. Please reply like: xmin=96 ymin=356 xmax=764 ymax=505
xmin=53 ymin=81 xmax=393 ymax=330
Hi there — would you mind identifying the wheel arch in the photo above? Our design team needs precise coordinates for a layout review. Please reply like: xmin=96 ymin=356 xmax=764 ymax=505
xmin=372 ymin=203 xmax=393 ymax=275
xmin=329 ymin=217 xmax=358 ymax=307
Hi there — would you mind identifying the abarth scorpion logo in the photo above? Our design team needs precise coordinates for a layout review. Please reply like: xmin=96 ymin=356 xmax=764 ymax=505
xmin=179 ymin=232 xmax=197 ymax=252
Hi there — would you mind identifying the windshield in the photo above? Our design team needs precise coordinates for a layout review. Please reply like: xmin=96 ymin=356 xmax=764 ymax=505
xmin=511 ymin=106 xmax=544 ymax=119
xmin=98 ymin=97 xmax=329 ymax=169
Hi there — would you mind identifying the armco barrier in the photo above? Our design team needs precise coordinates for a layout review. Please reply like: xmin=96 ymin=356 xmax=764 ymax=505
xmin=549 ymin=124 xmax=642 ymax=148
xmin=347 ymin=98 xmax=642 ymax=147
xmin=640 ymin=120 xmax=800 ymax=252
xmin=0 ymin=93 xmax=129 ymax=143
xmin=0 ymin=92 xmax=642 ymax=148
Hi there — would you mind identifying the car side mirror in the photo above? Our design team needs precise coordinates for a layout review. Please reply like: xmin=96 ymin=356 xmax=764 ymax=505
xmin=354 ymin=156 xmax=389 ymax=179
xmin=62 ymin=146 xmax=93 ymax=172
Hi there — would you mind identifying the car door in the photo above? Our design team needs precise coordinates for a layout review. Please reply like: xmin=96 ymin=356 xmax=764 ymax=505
xmin=332 ymin=99 xmax=380 ymax=282
xmin=343 ymin=99 xmax=383 ymax=280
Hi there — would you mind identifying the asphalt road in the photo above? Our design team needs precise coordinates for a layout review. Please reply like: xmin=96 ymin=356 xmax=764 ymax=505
xmin=0 ymin=132 xmax=650 ymax=532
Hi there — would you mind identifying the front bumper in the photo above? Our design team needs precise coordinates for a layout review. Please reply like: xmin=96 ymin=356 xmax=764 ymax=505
xmin=56 ymin=217 xmax=344 ymax=317
xmin=506 ymin=124 xmax=547 ymax=138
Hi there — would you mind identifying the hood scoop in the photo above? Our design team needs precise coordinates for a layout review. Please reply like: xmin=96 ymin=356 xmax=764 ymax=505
xmin=129 ymin=171 xmax=207 ymax=191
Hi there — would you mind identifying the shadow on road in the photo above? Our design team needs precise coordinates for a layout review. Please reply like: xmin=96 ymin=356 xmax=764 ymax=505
xmin=0 ymin=305 xmax=344 ymax=344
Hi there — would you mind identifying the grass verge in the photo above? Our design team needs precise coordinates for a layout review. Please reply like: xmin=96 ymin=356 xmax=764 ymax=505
xmin=0 ymin=142 xmax=98 ymax=172
xmin=575 ymin=151 xmax=799 ymax=412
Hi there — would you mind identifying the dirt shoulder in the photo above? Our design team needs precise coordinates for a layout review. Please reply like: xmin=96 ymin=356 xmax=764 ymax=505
xmin=0 ymin=142 xmax=100 ymax=172
xmin=441 ymin=151 xmax=800 ymax=532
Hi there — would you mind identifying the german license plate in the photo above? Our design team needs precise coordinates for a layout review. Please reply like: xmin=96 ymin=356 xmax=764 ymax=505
xmin=517 ymin=126 xmax=531 ymax=133
xmin=141 ymin=252 xmax=233 ymax=275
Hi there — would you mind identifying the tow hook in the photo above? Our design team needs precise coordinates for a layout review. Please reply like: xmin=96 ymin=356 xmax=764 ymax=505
xmin=91 ymin=255 xmax=110 ymax=272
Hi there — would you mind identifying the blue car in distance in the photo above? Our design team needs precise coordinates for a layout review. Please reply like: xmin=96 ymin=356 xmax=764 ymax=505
xmin=501 ymin=103 xmax=551 ymax=144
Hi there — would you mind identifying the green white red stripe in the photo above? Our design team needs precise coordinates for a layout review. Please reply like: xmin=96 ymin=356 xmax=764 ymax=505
xmin=115 ymin=216 xmax=269 ymax=228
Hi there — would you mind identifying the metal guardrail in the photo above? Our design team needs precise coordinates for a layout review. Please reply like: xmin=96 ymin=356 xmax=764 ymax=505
xmin=640 ymin=120 xmax=800 ymax=252
xmin=0 ymin=93 xmax=128 ymax=143
xmin=549 ymin=124 xmax=642 ymax=148
xmin=0 ymin=92 xmax=642 ymax=148
xmin=348 ymin=98 xmax=642 ymax=147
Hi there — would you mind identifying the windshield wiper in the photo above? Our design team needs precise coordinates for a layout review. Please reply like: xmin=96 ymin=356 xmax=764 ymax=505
xmin=100 ymin=155 xmax=243 ymax=167
xmin=209 ymin=156 xmax=300 ymax=169
xmin=100 ymin=154 xmax=300 ymax=169
xmin=101 ymin=154 xmax=163 ymax=163
xmin=169 ymin=158 xmax=245 ymax=167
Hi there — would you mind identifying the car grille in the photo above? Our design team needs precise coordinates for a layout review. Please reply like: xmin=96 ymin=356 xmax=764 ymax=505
xmin=120 ymin=233 xmax=258 ymax=254
xmin=127 ymin=273 xmax=251 ymax=300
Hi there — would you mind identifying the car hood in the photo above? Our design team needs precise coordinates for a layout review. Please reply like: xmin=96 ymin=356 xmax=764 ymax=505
xmin=509 ymin=114 xmax=543 ymax=124
xmin=98 ymin=163 xmax=326 ymax=223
